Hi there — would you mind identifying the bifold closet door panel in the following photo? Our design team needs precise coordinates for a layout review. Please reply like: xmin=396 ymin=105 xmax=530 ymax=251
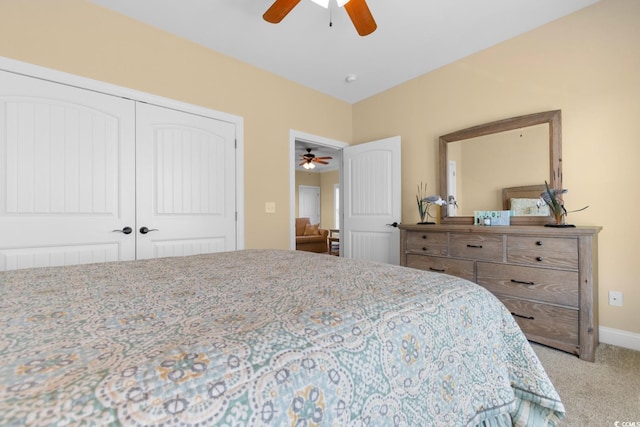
xmin=0 ymin=70 xmax=136 ymax=271
xmin=135 ymin=102 xmax=237 ymax=260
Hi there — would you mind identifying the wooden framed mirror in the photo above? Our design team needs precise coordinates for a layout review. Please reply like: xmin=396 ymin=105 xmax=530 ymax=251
xmin=439 ymin=110 xmax=562 ymax=225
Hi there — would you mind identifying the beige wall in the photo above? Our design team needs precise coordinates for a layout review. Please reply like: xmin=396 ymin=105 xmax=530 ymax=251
xmin=0 ymin=0 xmax=351 ymax=252
xmin=352 ymin=0 xmax=640 ymax=334
xmin=1 ymin=0 xmax=638 ymax=334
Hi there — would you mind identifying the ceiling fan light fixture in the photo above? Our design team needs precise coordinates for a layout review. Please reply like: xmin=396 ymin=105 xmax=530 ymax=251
xmin=264 ymin=0 xmax=374 ymax=36
xmin=310 ymin=0 xmax=329 ymax=8
xmin=303 ymin=162 xmax=316 ymax=170
xmin=310 ymin=0 xmax=351 ymax=8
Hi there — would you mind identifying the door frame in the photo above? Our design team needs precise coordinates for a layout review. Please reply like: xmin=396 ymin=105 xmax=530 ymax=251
xmin=0 ymin=55 xmax=245 ymax=249
xmin=289 ymin=130 xmax=347 ymax=250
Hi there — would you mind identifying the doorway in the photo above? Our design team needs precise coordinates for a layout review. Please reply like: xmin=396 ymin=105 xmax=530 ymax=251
xmin=289 ymin=130 xmax=347 ymax=251
xmin=290 ymin=132 xmax=402 ymax=263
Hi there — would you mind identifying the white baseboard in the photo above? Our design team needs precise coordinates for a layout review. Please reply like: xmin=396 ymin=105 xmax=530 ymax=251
xmin=599 ymin=326 xmax=640 ymax=351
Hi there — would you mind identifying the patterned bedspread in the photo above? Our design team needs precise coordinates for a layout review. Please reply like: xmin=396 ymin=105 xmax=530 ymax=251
xmin=0 ymin=249 xmax=565 ymax=426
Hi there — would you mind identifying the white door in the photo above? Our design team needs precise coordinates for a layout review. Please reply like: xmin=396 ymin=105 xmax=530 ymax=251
xmin=298 ymin=185 xmax=320 ymax=225
xmin=447 ymin=160 xmax=458 ymax=216
xmin=135 ymin=102 xmax=237 ymax=259
xmin=342 ymin=136 xmax=401 ymax=264
xmin=0 ymin=70 xmax=136 ymax=270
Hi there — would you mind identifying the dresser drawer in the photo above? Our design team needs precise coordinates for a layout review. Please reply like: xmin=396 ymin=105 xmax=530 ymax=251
xmin=507 ymin=236 xmax=578 ymax=269
xmin=476 ymin=262 xmax=579 ymax=307
xmin=500 ymin=297 xmax=579 ymax=346
xmin=406 ymin=254 xmax=475 ymax=282
xmin=450 ymin=233 xmax=504 ymax=262
xmin=405 ymin=231 xmax=448 ymax=256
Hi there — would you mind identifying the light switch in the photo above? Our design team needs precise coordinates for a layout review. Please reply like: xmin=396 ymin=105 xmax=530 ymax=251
xmin=265 ymin=202 xmax=276 ymax=213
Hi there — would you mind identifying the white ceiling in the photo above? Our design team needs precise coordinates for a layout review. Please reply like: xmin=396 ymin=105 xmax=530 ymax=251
xmin=89 ymin=0 xmax=599 ymax=104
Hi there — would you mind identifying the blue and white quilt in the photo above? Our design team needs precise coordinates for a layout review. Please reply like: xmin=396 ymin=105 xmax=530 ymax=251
xmin=0 ymin=249 xmax=565 ymax=426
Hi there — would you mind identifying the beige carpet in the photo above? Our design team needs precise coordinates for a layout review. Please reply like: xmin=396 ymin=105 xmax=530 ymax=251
xmin=531 ymin=343 xmax=640 ymax=426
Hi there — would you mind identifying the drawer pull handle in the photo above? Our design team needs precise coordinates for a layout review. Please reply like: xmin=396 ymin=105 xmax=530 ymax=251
xmin=511 ymin=279 xmax=535 ymax=286
xmin=536 ymin=241 xmax=543 ymax=246
xmin=467 ymin=244 xmax=483 ymax=249
xmin=511 ymin=312 xmax=535 ymax=320
xmin=536 ymin=256 xmax=544 ymax=262
xmin=429 ymin=267 xmax=445 ymax=273
xmin=422 ymin=235 xmax=427 ymax=239
xmin=422 ymin=247 xmax=427 ymax=251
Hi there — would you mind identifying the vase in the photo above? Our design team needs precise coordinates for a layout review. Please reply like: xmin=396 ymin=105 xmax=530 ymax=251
xmin=555 ymin=212 xmax=565 ymax=225
xmin=545 ymin=212 xmax=575 ymax=228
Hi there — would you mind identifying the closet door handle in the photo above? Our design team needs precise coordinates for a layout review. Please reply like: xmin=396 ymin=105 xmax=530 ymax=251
xmin=139 ymin=227 xmax=159 ymax=234
xmin=113 ymin=226 xmax=133 ymax=235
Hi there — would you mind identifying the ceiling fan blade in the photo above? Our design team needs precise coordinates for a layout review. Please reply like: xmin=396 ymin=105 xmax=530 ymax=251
xmin=313 ymin=159 xmax=329 ymax=165
xmin=315 ymin=156 xmax=333 ymax=160
xmin=344 ymin=0 xmax=377 ymax=36
xmin=263 ymin=0 xmax=301 ymax=23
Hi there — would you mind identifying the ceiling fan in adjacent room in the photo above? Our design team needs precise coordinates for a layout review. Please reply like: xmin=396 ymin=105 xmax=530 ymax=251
xmin=299 ymin=148 xmax=333 ymax=170
xmin=263 ymin=0 xmax=377 ymax=36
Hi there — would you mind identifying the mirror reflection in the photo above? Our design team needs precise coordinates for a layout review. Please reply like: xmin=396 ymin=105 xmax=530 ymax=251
xmin=439 ymin=110 xmax=562 ymax=225
xmin=448 ymin=124 xmax=549 ymax=216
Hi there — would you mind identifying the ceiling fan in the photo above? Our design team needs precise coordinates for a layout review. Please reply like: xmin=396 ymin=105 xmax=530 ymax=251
xmin=299 ymin=148 xmax=333 ymax=169
xmin=263 ymin=0 xmax=377 ymax=37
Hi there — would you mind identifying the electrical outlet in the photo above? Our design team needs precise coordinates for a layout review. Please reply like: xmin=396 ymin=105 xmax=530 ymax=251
xmin=265 ymin=202 xmax=276 ymax=214
xmin=608 ymin=290 xmax=623 ymax=307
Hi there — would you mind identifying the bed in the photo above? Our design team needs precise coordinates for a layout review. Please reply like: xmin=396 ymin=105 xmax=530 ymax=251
xmin=0 ymin=249 xmax=564 ymax=426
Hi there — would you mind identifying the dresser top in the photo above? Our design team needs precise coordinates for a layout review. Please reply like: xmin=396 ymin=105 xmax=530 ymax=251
xmin=398 ymin=224 xmax=602 ymax=236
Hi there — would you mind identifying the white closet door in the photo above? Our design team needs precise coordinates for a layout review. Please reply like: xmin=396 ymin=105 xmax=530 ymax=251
xmin=0 ymin=71 xmax=136 ymax=270
xmin=135 ymin=102 xmax=237 ymax=259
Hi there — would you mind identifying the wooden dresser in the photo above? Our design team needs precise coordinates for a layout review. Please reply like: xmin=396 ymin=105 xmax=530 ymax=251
xmin=399 ymin=224 xmax=601 ymax=361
